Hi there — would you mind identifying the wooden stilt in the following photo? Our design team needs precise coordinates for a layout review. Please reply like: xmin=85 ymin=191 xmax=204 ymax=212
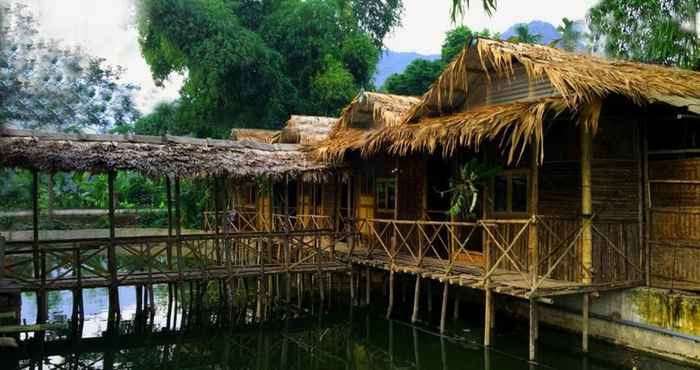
xmin=582 ymin=293 xmax=590 ymax=353
xmin=349 ymin=269 xmax=356 ymax=306
xmin=484 ymin=289 xmax=493 ymax=346
xmin=453 ymin=294 xmax=460 ymax=320
xmin=529 ymin=297 xmax=537 ymax=362
xmin=427 ymin=279 xmax=433 ymax=314
xmin=440 ymin=283 xmax=448 ymax=334
xmin=581 ymin=123 xmax=593 ymax=285
xmin=365 ymin=266 xmax=371 ymax=305
xmin=411 ymin=275 xmax=421 ymax=323
xmin=386 ymin=269 xmax=394 ymax=319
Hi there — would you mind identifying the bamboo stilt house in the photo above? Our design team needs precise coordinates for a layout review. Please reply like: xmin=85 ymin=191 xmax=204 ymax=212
xmin=321 ymin=38 xmax=700 ymax=294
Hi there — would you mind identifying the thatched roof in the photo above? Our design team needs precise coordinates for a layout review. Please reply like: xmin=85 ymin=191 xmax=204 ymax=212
xmin=0 ymin=128 xmax=331 ymax=180
xmin=277 ymin=115 xmax=337 ymax=144
xmin=315 ymin=92 xmax=420 ymax=161
xmin=230 ymin=128 xmax=280 ymax=143
xmin=362 ymin=38 xmax=700 ymax=163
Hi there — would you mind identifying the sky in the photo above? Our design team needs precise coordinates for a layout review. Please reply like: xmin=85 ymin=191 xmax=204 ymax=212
xmin=16 ymin=0 xmax=599 ymax=114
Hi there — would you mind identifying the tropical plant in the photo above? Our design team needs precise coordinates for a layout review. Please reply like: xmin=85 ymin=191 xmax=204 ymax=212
xmin=554 ymin=17 xmax=585 ymax=52
xmin=588 ymin=0 xmax=699 ymax=70
xmin=443 ymin=159 xmax=500 ymax=219
xmin=449 ymin=0 xmax=497 ymax=22
xmin=508 ymin=24 xmax=542 ymax=44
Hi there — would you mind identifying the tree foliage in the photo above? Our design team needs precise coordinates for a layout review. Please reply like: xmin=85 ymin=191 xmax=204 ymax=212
xmin=508 ymin=24 xmax=542 ymax=44
xmin=588 ymin=0 xmax=699 ymax=69
xmin=382 ymin=25 xmax=495 ymax=96
xmin=554 ymin=18 xmax=585 ymax=52
xmin=0 ymin=4 xmax=139 ymax=132
xmin=135 ymin=0 xmax=397 ymax=137
xmin=450 ymin=0 xmax=497 ymax=22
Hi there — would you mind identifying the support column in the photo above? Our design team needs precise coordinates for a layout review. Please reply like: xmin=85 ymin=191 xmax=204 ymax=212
xmin=529 ymin=297 xmax=538 ymax=362
xmin=365 ymin=266 xmax=371 ymax=305
xmin=386 ymin=269 xmax=394 ymax=319
xmin=439 ymin=282 xmax=448 ymax=334
xmin=107 ymin=170 xmax=120 ymax=329
xmin=581 ymin=123 xmax=593 ymax=284
xmin=529 ymin=140 xmax=540 ymax=288
xmin=582 ymin=293 xmax=590 ymax=353
xmin=484 ymin=289 xmax=493 ymax=346
xmin=411 ymin=275 xmax=421 ymax=323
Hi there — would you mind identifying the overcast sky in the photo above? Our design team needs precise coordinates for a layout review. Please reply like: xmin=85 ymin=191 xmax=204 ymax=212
xmin=18 ymin=0 xmax=599 ymax=114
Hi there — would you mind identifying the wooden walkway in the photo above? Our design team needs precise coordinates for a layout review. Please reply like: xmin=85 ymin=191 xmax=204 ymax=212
xmin=335 ymin=243 xmax=641 ymax=299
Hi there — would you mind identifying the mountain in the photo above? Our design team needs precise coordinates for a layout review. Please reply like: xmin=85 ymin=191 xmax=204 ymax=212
xmin=373 ymin=50 xmax=440 ymax=88
xmin=500 ymin=20 xmax=561 ymax=45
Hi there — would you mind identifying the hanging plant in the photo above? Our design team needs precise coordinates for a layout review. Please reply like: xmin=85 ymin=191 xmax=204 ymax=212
xmin=441 ymin=159 xmax=501 ymax=220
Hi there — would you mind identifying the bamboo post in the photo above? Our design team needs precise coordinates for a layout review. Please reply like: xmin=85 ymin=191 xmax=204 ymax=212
xmin=386 ymin=269 xmax=394 ymax=319
xmin=31 ymin=169 xmax=39 ymax=279
xmin=440 ymin=283 xmax=448 ymax=334
xmin=166 ymin=178 xmax=174 ymax=270
xmin=529 ymin=297 xmax=538 ymax=362
xmin=107 ymin=170 xmax=120 ymax=328
xmin=175 ymin=177 xmax=183 ymax=281
xmin=529 ymin=140 xmax=540 ymax=289
xmin=582 ymin=293 xmax=590 ymax=353
xmin=349 ymin=268 xmax=355 ymax=306
xmin=641 ymin=119 xmax=651 ymax=286
xmin=411 ymin=275 xmax=421 ymax=323
xmin=484 ymin=289 xmax=493 ymax=346
xmin=365 ymin=265 xmax=371 ymax=305
xmin=581 ymin=123 xmax=593 ymax=284
xmin=0 ymin=236 xmax=4 ymax=280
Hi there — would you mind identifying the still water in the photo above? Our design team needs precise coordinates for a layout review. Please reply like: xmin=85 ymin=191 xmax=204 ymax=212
xmin=2 ymin=284 xmax=697 ymax=370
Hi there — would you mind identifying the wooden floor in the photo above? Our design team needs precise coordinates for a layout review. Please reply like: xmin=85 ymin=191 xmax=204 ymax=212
xmin=334 ymin=243 xmax=642 ymax=299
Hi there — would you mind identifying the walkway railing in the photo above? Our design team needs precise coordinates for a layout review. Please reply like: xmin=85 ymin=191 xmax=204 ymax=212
xmin=203 ymin=211 xmax=332 ymax=233
xmin=2 ymin=229 xmax=341 ymax=291
xmin=341 ymin=216 xmax=643 ymax=294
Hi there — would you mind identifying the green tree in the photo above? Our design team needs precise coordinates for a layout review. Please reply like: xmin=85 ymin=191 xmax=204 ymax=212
xmin=508 ymin=24 xmax=542 ymax=44
xmin=136 ymin=0 xmax=396 ymax=137
xmin=382 ymin=25 xmax=496 ymax=96
xmin=381 ymin=59 xmax=442 ymax=96
xmin=0 ymin=4 xmax=139 ymax=132
xmin=554 ymin=18 xmax=584 ymax=52
xmin=441 ymin=25 xmax=496 ymax=63
xmin=588 ymin=0 xmax=699 ymax=69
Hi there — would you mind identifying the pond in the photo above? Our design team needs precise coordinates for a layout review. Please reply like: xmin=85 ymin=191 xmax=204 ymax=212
xmin=2 ymin=284 xmax=696 ymax=370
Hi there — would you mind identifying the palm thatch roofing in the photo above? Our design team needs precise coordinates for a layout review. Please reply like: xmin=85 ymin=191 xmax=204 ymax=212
xmin=0 ymin=128 xmax=331 ymax=180
xmin=315 ymin=92 xmax=420 ymax=161
xmin=230 ymin=128 xmax=280 ymax=144
xmin=277 ymin=115 xmax=337 ymax=144
xmin=342 ymin=38 xmax=700 ymax=163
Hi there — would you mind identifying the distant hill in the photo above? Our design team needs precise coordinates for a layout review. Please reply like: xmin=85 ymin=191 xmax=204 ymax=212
xmin=373 ymin=50 xmax=440 ymax=88
xmin=500 ymin=20 xmax=560 ymax=45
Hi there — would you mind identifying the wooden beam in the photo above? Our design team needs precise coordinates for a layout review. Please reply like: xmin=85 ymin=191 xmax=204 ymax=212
xmin=581 ymin=123 xmax=593 ymax=284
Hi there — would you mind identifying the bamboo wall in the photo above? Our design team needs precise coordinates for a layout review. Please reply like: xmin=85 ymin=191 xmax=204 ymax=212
xmin=649 ymin=158 xmax=700 ymax=291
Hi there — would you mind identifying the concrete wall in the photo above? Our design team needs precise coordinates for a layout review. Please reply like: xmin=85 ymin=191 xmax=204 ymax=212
xmin=520 ymin=287 xmax=700 ymax=365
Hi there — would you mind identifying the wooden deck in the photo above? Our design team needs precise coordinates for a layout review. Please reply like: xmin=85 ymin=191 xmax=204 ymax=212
xmin=335 ymin=243 xmax=642 ymax=299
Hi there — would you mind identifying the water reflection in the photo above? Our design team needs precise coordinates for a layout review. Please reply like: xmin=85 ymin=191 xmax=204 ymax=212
xmin=2 ymin=286 xmax=695 ymax=370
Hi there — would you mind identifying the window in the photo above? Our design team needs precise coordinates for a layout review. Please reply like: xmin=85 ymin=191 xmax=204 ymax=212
xmin=376 ymin=178 xmax=396 ymax=212
xmin=492 ymin=171 xmax=529 ymax=214
xmin=242 ymin=183 xmax=257 ymax=207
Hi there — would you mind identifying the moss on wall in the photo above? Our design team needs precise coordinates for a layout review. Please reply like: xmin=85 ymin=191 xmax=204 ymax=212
xmin=629 ymin=288 xmax=700 ymax=337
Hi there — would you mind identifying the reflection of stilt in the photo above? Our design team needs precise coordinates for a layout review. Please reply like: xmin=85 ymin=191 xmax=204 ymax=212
xmin=365 ymin=266 xmax=371 ymax=306
xmin=483 ymin=347 xmax=491 ymax=370
xmin=440 ymin=335 xmax=448 ymax=370
xmin=453 ymin=294 xmax=460 ymax=320
xmin=412 ymin=326 xmax=421 ymax=369
xmin=388 ymin=319 xmax=394 ymax=370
